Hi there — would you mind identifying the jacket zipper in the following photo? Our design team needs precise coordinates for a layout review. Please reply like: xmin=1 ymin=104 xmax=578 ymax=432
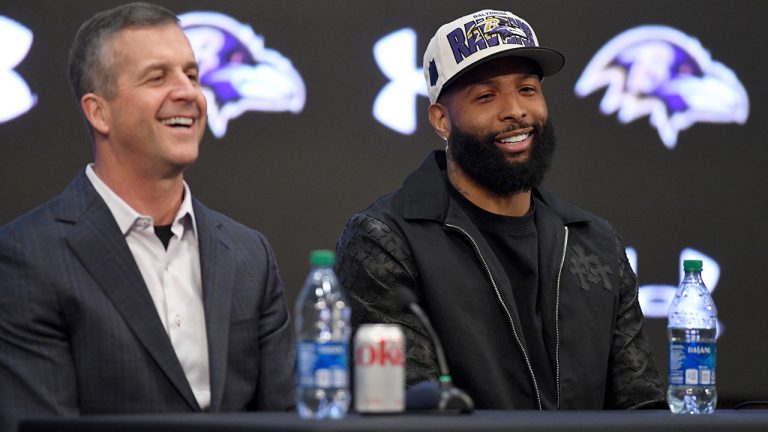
xmin=555 ymin=226 xmax=569 ymax=408
xmin=445 ymin=223 xmax=543 ymax=410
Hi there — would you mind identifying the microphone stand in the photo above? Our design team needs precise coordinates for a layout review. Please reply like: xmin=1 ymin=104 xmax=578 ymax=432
xmin=395 ymin=287 xmax=474 ymax=414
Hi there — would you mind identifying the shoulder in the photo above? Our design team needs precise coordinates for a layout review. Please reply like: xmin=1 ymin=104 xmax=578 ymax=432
xmin=536 ymin=189 xmax=629 ymax=271
xmin=192 ymin=199 xmax=275 ymax=256
xmin=536 ymin=188 xmax=620 ymax=237
xmin=339 ymin=189 xmax=412 ymax=251
xmin=196 ymin=202 xmax=263 ymax=236
xmin=0 ymin=188 xmax=80 ymax=252
xmin=341 ymin=210 xmax=399 ymax=239
xmin=356 ymin=190 xmax=400 ymax=221
xmin=1 ymin=170 xmax=100 ymax=240
xmin=1 ymin=204 xmax=52 ymax=242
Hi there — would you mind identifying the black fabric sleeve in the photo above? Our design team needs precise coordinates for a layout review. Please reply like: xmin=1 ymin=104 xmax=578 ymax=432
xmin=335 ymin=214 xmax=439 ymax=385
xmin=605 ymin=233 xmax=666 ymax=409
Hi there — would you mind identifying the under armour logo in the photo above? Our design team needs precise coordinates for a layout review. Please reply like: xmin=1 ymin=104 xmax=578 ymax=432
xmin=568 ymin=245 xmax=613 ymax=292
xmin=0 ymin=15 xmax=36 ymax=123
xmin=373 ymin=28 xmax=428 ymax=135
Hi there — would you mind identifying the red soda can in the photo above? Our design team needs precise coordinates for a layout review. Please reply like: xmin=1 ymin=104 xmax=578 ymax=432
xmin=353 ymin=324 xmax=405 ymax=413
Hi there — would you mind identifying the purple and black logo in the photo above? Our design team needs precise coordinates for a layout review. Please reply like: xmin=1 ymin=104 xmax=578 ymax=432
xmin=179 ymin=12 xmax=306 ymax=138
xmin=575 ymin=26 xmax=749 ymax=149
xmin=446 ymin=15 xmax=535 ymax=65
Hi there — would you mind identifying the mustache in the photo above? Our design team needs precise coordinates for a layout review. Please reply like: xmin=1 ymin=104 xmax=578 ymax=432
xmin=476 ymin=122 xmax=540 ymax=141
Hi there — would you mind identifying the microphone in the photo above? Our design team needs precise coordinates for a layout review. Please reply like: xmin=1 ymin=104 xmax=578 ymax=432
xmin=393 ymin=286 xmax=474 ymax=414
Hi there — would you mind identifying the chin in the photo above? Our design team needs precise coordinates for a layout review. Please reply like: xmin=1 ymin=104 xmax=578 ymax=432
xmin=504 ymin=152 xmax=531 ymax=164
xmin=168 ymin=148 xmax=199 ymax=169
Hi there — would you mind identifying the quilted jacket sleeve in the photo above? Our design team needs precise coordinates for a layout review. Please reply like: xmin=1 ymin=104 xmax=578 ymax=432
xmin=605 ymin=234 xmax=666 ymax=409
xmin=335 ymin=214 xmax=439 ymax=385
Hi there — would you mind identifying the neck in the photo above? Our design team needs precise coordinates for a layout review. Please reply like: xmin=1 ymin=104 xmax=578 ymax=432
xmin=446 ymin=154 xmax=532 ymax=217
xmin=93 ymin=162 xmax=185 ymax=226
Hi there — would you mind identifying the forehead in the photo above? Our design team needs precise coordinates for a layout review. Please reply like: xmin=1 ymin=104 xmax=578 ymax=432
xmin=446 ymin=56 xmax=541 ymax=93
xmin=108 ymin=23 xmax=195 ymax=68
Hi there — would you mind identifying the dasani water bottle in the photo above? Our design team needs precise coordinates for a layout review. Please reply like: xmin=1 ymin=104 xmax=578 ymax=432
xmin=295 ymin=250 xmax=351 ymax=419
xmin=667 ymin=259 xmax=717 ymax=414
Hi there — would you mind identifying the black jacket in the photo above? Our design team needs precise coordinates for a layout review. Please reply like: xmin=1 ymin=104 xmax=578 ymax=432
xmin=335 ymin=151 xmax=663 ymax=410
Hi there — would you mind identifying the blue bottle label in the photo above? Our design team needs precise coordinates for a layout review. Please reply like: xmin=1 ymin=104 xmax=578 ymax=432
xmin=669 ymin=341 xmax=716 ymax=386
xmin=297 ymin=341 xmax=349 ymax=388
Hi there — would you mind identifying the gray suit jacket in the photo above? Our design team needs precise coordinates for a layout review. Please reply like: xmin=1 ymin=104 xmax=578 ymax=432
xmin=0 ymin=171 xmax=295 ymax=431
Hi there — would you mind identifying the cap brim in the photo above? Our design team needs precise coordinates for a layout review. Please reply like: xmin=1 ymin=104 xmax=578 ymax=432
xmin=440 ymin=47 xmax=565 ymax=100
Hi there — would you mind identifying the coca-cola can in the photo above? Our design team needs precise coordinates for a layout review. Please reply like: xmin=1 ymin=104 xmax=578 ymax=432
xmin=354 ymin=323 xmax=405 ymax=413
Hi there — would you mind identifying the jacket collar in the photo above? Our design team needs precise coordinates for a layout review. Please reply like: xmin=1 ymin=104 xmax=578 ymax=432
xmin=58 ymin=171 xmax=201 ymax=410
xmin=55 ymin=171 xmax=236 ymax=411
xmin=192 ymin=199 xmax=236 ymax=411
xmin=399 ymin=150 xmax=593 ymax=226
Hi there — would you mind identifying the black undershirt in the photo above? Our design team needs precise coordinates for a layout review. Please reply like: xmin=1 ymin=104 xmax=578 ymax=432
xmin=449 ymin=186 xmax=556 ymax=408
xmin=154 ymin=224 xmax=173 ymax=250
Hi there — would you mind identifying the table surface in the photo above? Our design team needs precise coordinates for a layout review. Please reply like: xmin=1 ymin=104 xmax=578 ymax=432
xmin=19 ymin=410 xmax=768 ymax=432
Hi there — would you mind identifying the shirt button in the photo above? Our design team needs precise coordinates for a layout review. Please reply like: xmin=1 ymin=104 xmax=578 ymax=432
xmin=175 ymin=314 xmax=183 ymax=327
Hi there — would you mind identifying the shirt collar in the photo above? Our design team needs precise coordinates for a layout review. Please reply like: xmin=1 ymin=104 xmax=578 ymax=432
xmin=85 ymin=164 xmax=197 ymax=239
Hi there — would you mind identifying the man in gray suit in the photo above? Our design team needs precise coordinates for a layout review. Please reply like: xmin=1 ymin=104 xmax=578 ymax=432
xmin=0 ymin=3 xmax=295 ymax=430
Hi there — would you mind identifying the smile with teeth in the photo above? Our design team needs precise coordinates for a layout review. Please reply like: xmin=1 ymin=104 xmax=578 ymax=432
xmin=498 ymin=132 xmax=530 ymax=144
xmin=159 ymin=116 xmax=194 ymax=127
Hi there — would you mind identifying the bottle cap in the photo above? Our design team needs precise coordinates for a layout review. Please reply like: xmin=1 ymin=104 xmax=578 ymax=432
xmin=310 ymin=249 xmax=335 ymax=266
xmin=683 ymin=259 xmax=703 ymax=272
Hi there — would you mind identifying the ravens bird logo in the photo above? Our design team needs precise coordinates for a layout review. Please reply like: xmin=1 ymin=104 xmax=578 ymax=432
xmin=179 ymin=12 xmax=306 ymax=138
xmin=575 ymin=25 xmax=748 ymax=149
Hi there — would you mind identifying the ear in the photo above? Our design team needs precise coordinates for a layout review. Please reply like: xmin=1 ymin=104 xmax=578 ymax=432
xmin=428 ymin=102 xmax=451 ymax=141
xmin=81 ymin=93 xmax=110 ymax=136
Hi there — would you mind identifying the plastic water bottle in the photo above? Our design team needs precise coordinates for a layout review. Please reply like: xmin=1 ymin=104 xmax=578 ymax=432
xmin=667 ymin=259 xmax=717 ymax=414
xmin=295 ymin=250 xmax=351 ymax=419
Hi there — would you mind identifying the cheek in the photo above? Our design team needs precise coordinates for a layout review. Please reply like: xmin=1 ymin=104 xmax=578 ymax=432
xmin=197 ymin=91 xmax=208 ymax=112
xmin=451 ymin=108 xmax=495 ymax=134
xmin=530 ymin=96 xmax=548 ymax=121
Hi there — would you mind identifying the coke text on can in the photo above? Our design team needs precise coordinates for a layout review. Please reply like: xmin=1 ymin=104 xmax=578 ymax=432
xmin=353 ymin=324 xmax=404 ymax=413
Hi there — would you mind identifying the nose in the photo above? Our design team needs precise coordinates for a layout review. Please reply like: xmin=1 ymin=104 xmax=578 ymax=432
xmin=498 ymin=93 xmax=526 ymax=123
xmin=169 ymin=71 xmax=200 ymax=101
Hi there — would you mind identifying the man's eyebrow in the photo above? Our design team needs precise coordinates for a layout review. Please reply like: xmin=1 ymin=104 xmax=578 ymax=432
xmin=137 ymin=61 xmax=199 ymax=76
xmin=184 ymin=61 xmax=199 ymax=72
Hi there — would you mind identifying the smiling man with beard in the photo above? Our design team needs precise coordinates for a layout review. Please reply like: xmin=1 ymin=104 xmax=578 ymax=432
xmin=335 ymin=9 xmax=664 ymax=410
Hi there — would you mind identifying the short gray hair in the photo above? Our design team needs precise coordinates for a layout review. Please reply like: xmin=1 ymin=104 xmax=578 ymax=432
xmin=67 ymin=2 xmax=178 ymax=102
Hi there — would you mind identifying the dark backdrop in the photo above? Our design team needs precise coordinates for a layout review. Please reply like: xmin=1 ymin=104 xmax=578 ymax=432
xmin=1 ymin=0 xmax=765 ymax=406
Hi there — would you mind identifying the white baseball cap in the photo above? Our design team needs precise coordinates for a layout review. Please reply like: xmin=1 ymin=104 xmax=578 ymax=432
xmin=423 ymin=9 xmax=565 ymax=103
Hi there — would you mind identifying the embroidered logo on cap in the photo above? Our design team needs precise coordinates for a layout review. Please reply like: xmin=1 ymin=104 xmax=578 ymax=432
xmin=446 ymin=13 xmax=535 ymax=66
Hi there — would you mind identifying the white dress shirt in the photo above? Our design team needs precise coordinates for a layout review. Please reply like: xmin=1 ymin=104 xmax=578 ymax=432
xmin=86 ymin=165 xmax=211 ymax=409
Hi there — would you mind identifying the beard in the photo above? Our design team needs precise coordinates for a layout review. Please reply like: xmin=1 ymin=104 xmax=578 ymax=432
xmin=447 ymin=118 xmax=557 ymax=196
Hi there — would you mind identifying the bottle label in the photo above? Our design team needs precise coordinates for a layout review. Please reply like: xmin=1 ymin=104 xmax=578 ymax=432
xmin=669 ymin=341 xmax=716 ymax=386
xmin=297 ymin=341 xmax=349 ymax=388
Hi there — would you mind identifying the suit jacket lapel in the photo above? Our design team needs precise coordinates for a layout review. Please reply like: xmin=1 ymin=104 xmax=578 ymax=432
xmin=60 ymin=172 xmax=200 ymax=410
xmin=194 ymin=201 xmax=235 ymax=411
